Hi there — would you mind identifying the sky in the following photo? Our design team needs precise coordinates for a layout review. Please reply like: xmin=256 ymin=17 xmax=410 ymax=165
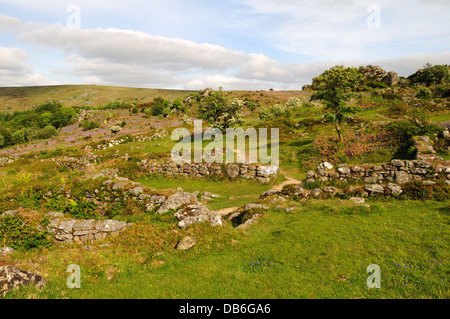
xmin=0 ymin=0 xmax=449 ymax=90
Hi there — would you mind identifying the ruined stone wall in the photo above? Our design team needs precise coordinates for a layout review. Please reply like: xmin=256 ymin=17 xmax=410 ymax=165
xmin=307 ymin=159 xmax=450 ymax=185
xmin=139 ymin=160 xmax=279 ymax=183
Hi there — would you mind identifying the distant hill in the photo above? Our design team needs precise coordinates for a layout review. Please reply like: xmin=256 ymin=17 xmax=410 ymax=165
xmin=0 ymin=85 xmax=191 ymax=112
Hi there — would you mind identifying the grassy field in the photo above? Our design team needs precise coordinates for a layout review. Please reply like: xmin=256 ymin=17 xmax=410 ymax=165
xmin=3 ymin=199 xmax=448 ymax=299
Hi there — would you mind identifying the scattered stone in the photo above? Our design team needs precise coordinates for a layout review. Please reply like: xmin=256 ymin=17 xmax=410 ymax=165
xmin=387 ymin=183 xmax=403 ymax=196
xmin=176 ymin=236 xmax=196 ymax=250
xmin=157 ymin=192 xmax=197 ymax=214
xmin=312 ymin=188 xmax=323 ymax=198
xmin=128 ymin=187 xmax=144 ymax=196
xmin=227 ymin=164 xmax=240 ymax=178
xmin=175 ymin=204 xmax=222 ymax=229
xmin=0 ymin=247 xmax=14 ymax=256
xmin=244 ymin=203 xmax=269 ymax=211
xmin=349 ymin=197 xmax=365 ymax=204
xmin=0 ymin=266 xmax=44 ymax=296
xmin=394 ymin=171 xmax=410 ymax=184
xmin=364 ymin=184 xmax=385 ymax=194
xmin=318 ymin=162 xmax=334 ymax=170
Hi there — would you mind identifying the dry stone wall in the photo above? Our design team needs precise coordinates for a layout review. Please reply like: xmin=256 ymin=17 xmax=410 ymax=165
xmin=139 ymin=160 xmax=279 ymax=183
xmin=307 ymin=159 xmax=450 ymax=185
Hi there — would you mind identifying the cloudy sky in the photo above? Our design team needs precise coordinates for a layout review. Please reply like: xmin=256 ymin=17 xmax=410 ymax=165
xmin=0 ymin=0 xmax=449 ymax=90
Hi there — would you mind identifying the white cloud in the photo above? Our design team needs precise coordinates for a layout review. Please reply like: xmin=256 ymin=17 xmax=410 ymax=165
xmin=0 ymin=13 xmax=21 ymax=32
xmin=0 ymin=47 xmax=56 ymax=86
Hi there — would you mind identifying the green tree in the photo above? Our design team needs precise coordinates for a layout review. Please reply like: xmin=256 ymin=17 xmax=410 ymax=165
xmin=198 ymin=89 xmax=243 ymax=130
xmin=310 ymin=66 xmax=362 ymax=141
xmin=151 ymin=97 xmax=171 ymax=117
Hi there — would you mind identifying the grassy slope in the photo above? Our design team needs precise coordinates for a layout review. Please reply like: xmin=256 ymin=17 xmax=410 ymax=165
xmin=0 ymin=85 xmax=191 ymax=112
xmin=0 ymin=85 xmax=449 ymax=299
xmin=4 ymin=200 xmax=449 ymax=299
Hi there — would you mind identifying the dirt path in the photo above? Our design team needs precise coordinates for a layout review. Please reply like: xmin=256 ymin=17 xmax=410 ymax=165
xmin=216 ymin=171 xmax=302 ymax=216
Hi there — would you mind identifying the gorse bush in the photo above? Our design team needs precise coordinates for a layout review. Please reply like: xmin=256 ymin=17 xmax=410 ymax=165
xmin=259 ymin=104 xmax=290 ymax=121
xmin=0 ymin=215 xmax=51 ymax=250
xmin=81 ymin=120 xmax=101 ymax=131
xmin=416 ymin=86 xmax=432 ymax=99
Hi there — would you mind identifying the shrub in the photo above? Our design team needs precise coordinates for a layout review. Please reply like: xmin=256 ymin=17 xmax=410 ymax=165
xmin=12 ymin=129 xmax=27 ymax=144
xmin=198 ymin=89 xmax=244 ymax=130
xmin=285 ymin=97 xmax=302 ymax=109
xmin=401 ymin=181 xmax=450 ymax=201
xmin=0 ymin=215 xmax=51 ymax=250
xmin=432 ymin=84 xmax=450 ymax=98
xmin=408 ymin=64 xmax=450 ymax=86
xmin=0 ymin=134 xmax=4 ymax=147
xmin=151 ymin=97 xmax=171 ymax=117
xmin=259 ymin=104 xmax=289 ymax=121
xmin=81 ymin=120 xmax=100 ymax=131
xmin=416 ymin=86 xmax=432 ymax=99
xmin=37 ymin=125 xmax=59 ymax=139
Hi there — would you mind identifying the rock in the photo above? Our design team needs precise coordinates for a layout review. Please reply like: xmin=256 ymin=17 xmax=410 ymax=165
xmin=110 ymin=126 xmax=122 ymax=133
xmin=260 ymin=190 xmax=280 ymax=198
xmin=157 ymin=192 xmax=197 ymax=214
xmin=414 ymin=160 xmax=432 ymax=168
xmin=364 ymin=184 xmax=385 ymax=194
xmin=422 ymin=180 xmax=436 ymax=185
xmin=312 ymin=188 xmax=323 ymax=198
xmin=338 ymin=167 xmax=351 ymax=175
xmin=387 ymin=183 xmax=403 ymax=196
xmin=95 ymin=220 xmax=127 ymax=233
xmin=0 ymin=266 xmax=44 ymax=296
xmin=128 ymin=187 xmax=144 ymax=196
xmin=176 ymin=236 xmax=196 ymax=250
xmin=318 ymin=162 xmax=333 ymax=171
xmin=394 ymin=171 xmax=410 ymax=184
xmin=73 ymin=219 xmax=96 ymax=236
xmin=244 ymin=203 xmax=270 ymax=211
xmin=324 ymin=187 xmax=338 ymax=195
xmin=112 ymin=182 xmax=127 ymax=190
xmin=45 ymin=212 xmax=64 ymax=219
xmin=382 ymin=71 xmax=399 ymax=86
xmin=0 ymin=247 xmax=14 ymax=256
xmin=175 ymin=204 xmax=222 ymax=228
xmin=391 ymin=159 xmax=405 ymax=167
xmin=350 ymin=197 xmax=365 ymax=204
xmin=227 ymin=164 xmax=240 ymax=178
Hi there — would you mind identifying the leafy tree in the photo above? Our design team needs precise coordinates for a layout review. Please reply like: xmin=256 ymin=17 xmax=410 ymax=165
xmin=51 ymin=106 xmax=77 ymax=129
xmin=310 ymin=66 xmax=362 ymax=141
xmin=151 ymin=97 xmax=171 ymax=117
xmin=0 ymin=134 xmax=4 ymax=147
xmin=198 ymin=89 xmax=243 ymax=130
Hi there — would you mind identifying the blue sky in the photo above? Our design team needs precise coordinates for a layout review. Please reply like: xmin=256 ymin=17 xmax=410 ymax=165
xmin=0 ymin=0 xmax=449 ymax=89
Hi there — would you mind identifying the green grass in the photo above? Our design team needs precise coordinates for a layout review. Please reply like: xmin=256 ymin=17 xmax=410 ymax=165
xmin=139 ymin=175 xmax=273 ymax=211
xmin=4 ymin=200 xmax=448 ymax=299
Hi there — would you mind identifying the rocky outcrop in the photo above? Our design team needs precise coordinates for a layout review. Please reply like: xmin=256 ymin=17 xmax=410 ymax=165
xmin=359 ymin=65 xmax=399 ymax=86
xmin=140 ymin=161 xmax=278 ymax=183
xmin=175 ymin=204 xmax=222 ymax=229
xmin=0 ymin=266 xmax=44 ymax=296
